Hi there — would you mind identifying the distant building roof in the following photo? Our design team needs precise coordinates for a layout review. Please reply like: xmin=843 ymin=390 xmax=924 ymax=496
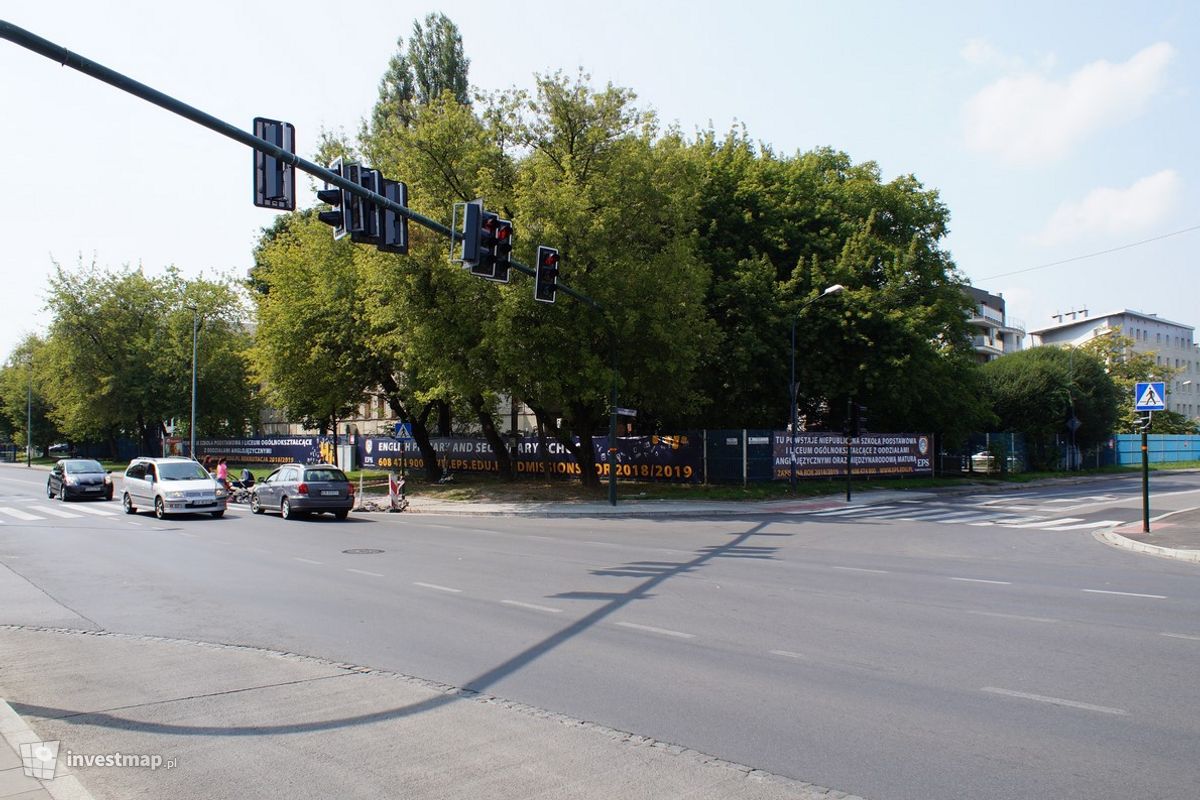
xmin=1029 ymin=309 xmax=1194 ymax=337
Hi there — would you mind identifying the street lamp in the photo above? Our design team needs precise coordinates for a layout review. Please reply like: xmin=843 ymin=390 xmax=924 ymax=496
xmin=186 ymin=304 xmax=199 ymax=460
xmin=790 ymin=284 xmax=845 ymax=492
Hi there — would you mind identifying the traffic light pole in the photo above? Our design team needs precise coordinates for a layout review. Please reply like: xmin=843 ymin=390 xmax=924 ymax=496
xmin=2 ymin=18 xmax=622 ymax=504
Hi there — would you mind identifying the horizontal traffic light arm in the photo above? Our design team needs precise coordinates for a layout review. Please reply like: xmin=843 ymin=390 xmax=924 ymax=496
xmin=0 ymin=18 xmax=604 ymax=312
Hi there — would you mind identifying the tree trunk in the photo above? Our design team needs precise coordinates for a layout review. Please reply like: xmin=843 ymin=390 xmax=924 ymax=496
xmin=533 ymin=408 xmax=557 ymax=480
xmin=436 ymin=399 xmax=452 ymax=437
xmin=469 ymin=394 xmax=512 ymax=480
xmin=378 ymin=373 xmax=442 ymax=481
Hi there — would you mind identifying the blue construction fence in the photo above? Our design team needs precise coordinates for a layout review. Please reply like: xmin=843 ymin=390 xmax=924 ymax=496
xmin=1105 ymin=435 xmax=1200 ymax=466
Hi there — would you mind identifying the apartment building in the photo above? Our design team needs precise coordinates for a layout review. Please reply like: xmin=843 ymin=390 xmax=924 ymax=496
xmin=965 ymin=286 xmax=1025 ymax=363
xmin=1029 ymin=308 xmax=1200 ymax=420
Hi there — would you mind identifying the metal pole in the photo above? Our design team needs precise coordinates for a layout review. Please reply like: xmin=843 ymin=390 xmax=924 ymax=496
xmin=608 ymin=325 xmax=618 ymax=506
xmin=1142 ymin=422 xmax=1150 ymax=533
xmin=26 ymin=359 xmax=32 ymax=467
xmin=845 ymin=398 xmax=852 ymax=503
xmin=790 ymin=317 xmax=797 ymax=492
xmin=190 ymin=307 xmax=198 ymax=460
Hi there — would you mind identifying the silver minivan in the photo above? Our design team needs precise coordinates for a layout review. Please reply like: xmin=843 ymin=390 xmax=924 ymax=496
xmin=122 ymin=457 xmax=228 ymax=519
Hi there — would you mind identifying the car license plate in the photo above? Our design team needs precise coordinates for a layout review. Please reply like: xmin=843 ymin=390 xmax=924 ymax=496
xmin=320 ymin=490 xmax=340 ymax=496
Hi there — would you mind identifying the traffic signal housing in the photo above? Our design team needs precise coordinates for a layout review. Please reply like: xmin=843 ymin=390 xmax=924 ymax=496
xmin=315 ymin=159 xmax=366 ymax=240
xmin=534 ymin=246 xmax=560 ymax=303
xmin=378 ymin=178 xmax=409 ymax=254
xmin=469 ymin=211 xmax=500 ymax=278
xmin=490 ymin=218 xmax=513 ymax=283
xmin=315 ymin=158 xmax=347 ymax=237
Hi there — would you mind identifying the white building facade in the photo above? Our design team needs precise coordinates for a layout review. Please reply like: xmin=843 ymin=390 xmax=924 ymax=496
xmin=1029 ymin=308 xmax=1200 ymax=421
xmin=965 ymin=287 xmax=1025 ymax=363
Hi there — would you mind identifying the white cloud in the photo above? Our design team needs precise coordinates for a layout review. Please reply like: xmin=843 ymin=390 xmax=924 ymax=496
xmin=1033 ymin=169 xmax=1182 ymax=246
xmin=959 ymin=38 xmax=1024 ymax=71
xmin=963 ymin=42 xmax=1174 ymax=164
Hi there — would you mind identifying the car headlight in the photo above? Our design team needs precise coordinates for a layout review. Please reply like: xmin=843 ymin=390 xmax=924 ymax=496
xmin=104 ymin=475 xmax=112 ymax=485
xmin=215 ymin=488 xmax=228 ymax=498
xmin=165 ymin=491 xmax=186 ymax=500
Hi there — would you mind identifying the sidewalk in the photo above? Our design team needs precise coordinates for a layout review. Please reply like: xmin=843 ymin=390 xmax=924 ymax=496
xmin=0 ymin=627 xmax=858 ymax=800
xmin=1098 ymin=507 xmax=1200 ymax=563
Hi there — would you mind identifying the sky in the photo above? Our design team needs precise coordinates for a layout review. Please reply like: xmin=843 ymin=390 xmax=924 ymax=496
xmin=1 ymin=0 xmax=1196 ymax=360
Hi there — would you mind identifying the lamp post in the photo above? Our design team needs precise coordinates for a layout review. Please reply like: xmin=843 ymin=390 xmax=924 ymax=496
xmin=790 ymin=284 xmax=845 ymax=492
xmin=186 ymin=304 xmax=199 ymax=460
xmin=25 ymin=356 xmax=32 ymax=468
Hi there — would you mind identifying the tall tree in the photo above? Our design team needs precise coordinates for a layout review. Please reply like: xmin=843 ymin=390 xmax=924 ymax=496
xmin=368 ymin=12 xmax=469 ymax=141
xmin=0 ymin=335 xmax=60 ymax=455
xmin=982 ymin=346 xmax=1120 ymax=469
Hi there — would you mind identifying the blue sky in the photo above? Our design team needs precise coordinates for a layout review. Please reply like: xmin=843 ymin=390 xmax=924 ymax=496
xmin=1 ymin=0 xmax=1195 ymax=359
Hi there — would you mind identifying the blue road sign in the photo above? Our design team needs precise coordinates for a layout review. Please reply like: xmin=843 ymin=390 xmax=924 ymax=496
xmin=1134 ymin=382 xmax=1166 ymax=411
xmin=394 ymin=422 xmax=414 ymax=440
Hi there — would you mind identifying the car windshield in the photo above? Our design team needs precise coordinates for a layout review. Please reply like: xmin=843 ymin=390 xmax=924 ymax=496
xmin=304 ymin=468 xmax=347 ymax=482
xmin=158 ymin=462 xmax=211 ymax=481
xmin=64 ymin=459 xmax=105 ymax=475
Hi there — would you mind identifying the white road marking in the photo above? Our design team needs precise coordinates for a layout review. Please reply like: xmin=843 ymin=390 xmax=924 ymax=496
xmin=501 ymin=600 xmax=563 ymax=614
xmin=769 ymin=650 xmax=808 ymax=659
xmin=29 ymin=505 xmax=82 ymax=519
xmin=966 ymin=610 xmax=1057 ymax=624
xmin=0 ymin=507 xmax=41 ymax=521
xmin=414 ymin=581 xmax=462 ymax=593
xmin=126 ymin=521 xmax=143 ymax=527
xmin=1044 ymin=520 xmax=1122 ymax=530
xmin=346 ymin=568 xmax=384 ymax=578
xmin=527 ymin=535 xmax=555 ymax=541
xmin=293 ymin=557 xmax=323 ymax=565
xmin=177 ymin=531 xmax=198 ymax=538
xmin=810 ymin=505 xmax=898 ymax=517
xmin=936 ymin=513 xmax=1001 ymax=524
xmin=974 ymin=516 xmax=1044 ymax=526
xmin=1010 ymin=517 xmax=1084 ymax=529
xmin=1161 ymin=632 xmax=1200 ymax=642
xmin=831 ymin=565 xmax=890 ymax=574
xmin=981 ymin=687 xmax=1128 ymax=716
xmin=65 ymin=504 xmax=120 ymax=516
xmin=615 ymin=621 xmax=695 ymax=639
xmin=950 ymin=577 xmax=1012 ymax=585
xmin=1082 ymin=589 xmax=1167 ymax=600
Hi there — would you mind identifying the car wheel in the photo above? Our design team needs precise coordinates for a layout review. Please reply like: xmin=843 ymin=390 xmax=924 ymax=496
xmin=333 ymin=509 xmax=349 ymax=520
xmin=105 ymin=488 xmax=113 ymax=502
xmin=59 ymin=484 xmax=68 ymax=502
xmin=122 ymin=493 xmax=136 ymax=515
xmin=211 ymin=510 xmax=225 ymax=519
xmin=251 ymin=494 xmax=264 ymax=514
xmin=46 ymin=481 xmax=55 ymax=499
xmin=281 ymin=497 xmax=292 ymax=520
xmin=154 ymin=497 xmax=166 ymax=520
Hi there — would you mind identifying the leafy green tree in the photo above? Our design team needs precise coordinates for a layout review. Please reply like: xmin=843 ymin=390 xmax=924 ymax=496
xmin=982 ymin=346 xmax=1120 ymax=469
xmin=43 ymin=262 xmax=257 ymax=456
xmin=1077 ymin=331 xmax=1185 ymax=433
xmin=368 ymin=12 xmax=469 ymax=139
xmin=0 ymin=336 xmax=61 ymax=455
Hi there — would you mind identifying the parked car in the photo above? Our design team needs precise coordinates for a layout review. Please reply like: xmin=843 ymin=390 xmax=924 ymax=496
xmin=122 ymin=457 xmax=228 ymax=519
xmin=251 ymin=463 xmax=353 ymax=520
xmin=47 ymin=459 xmax=113 ymax=501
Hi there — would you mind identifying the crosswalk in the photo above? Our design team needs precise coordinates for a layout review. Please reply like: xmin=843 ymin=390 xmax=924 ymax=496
xmin=0 ymin=501 xmax=246 ymax=523
xmin=801 ymin=500 xmax=1123 ymax=531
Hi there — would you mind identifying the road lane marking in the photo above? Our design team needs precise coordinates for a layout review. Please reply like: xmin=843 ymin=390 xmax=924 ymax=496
xmin=981 ymin=687 xmax=1128 ymax=716
xmin=414 ymin=582 xmax=462 ymax=593
xmin=0 ymin=507 xmax=41 ymax=521
xmin=65 ymin=504 xmax=120 ymax=516
xmin=1010 ymin=517 xmax=1084 ymax=528
xmin=1161 ymin=632 xmax=1200 ymax=641
xmin=950 ymin=577 xmax=1012 ymax=585
xmin=29 ymin=506 xmax=82 ymax=519
xmin=1044 ymin=520 xmax=1122 ymax=530
xmin=614 ymin=621 xmax=695 ymax=639
xmin=293 ymin=557 xmax=323 ymax=565
xmin=810 ymin=505 xmax=898 ymax=517
xmin=346 ymin=568 xmax=384 ymax=578
xmin=501 ymin=600 xmax=563 ymax=614
xmin=177 ymin=531 xmax=198 ymax=538
xmin=937 ymin=513 xmax=1002 ymax=524
xmin=966 ymin=610 xmax=1057 ymax=624
xmin=769 ymin=650 xmax=808 ymax=660
xmin=831 ymin=565 xmax=890 ymax=574
xmin=1082 ymin=589 xmax=1166 ymax=600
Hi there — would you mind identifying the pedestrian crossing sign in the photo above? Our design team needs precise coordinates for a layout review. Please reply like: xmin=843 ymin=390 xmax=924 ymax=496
xmin=1134 ymin=381 xmax=1165 ymax=411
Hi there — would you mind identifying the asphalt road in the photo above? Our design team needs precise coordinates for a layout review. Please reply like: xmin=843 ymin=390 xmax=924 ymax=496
xmin=2 ymin=465 xmax=1199 ymax=800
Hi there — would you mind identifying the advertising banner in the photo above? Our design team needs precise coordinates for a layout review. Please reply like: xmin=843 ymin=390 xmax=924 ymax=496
xmin=358 ymin=434 xmax=702 ymax=482
xmin=195 ymin=437 xmax=336 ymax=466
xmin=772 ymin=432 xmax=932 ymax=479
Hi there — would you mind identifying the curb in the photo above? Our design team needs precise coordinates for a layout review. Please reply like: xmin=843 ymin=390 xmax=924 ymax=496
xmin=1096 ymin=530 xmax=1200 ymax=563
xmin=0 ymin=696 xmax=98 ymax=800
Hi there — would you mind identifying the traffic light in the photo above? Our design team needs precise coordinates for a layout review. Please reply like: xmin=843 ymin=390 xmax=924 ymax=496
xmin=469 ymin=211 xmax=500 ymax=278
xmin=316 ymin=159 xmax=366 ymax=240
xmin=490 ymin=219 xmax=513 ymax=283
xmin=351 ymin=167 xmax=382 ymax=244
xmin=457 ymin=200 xmax=482 ymax=265
xmin=316 ymin=158 xmax=347 ymax=237
xmin=534 ymin=246 xmax=560 ymax=303
xmin=378 ymin=178 xmax=409 ymax=254
xmin=252 ymin=117 xmax=295 ymax=211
